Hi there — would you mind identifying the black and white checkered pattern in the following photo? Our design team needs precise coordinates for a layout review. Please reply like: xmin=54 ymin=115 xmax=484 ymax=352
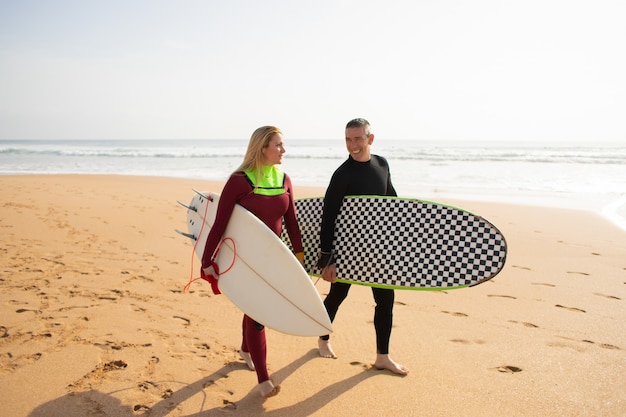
xmin=282 ymin=197 xmax=507 ymax=290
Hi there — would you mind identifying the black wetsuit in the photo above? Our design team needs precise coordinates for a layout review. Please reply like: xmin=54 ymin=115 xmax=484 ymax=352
xmin=319 ymin=155 xmax=397 ymax=354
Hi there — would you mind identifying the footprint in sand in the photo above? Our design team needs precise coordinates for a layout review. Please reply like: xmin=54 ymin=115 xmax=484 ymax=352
xmin=532 ymin=282 xmax=556 ymax=287
xmin=350 ymin=361 xmax=369 ymax=370
xmin=512 ymin=265 xmax=532 ymax=271
xmin=495 ymin=365 xmax=522 ymax=373
xmin=594 ymin=293 xmax=621 ymax=300
xmin=25 ymin=352 xmax=43 ymax=363
xmin=580 ymin=339 xmax=621 ymax=350
xmin=567 ymin=271 xmax=590 ymax=276
xmin=138 ymin=380 xmax=158 ymax=392
xmin=221 ymin=400 xmax=237 ymax=411
xmin=173 ymin=315 xmax=190 ymax=326
xmin=133 ymin=404 xmax=151 ymax=412
xmin=450 ymin=339 xmax=486 ymax=345
xmin=69 ymin=360 xmax=128 ymax=390
xmin=508 ymin=320 xmax=539 ymax=328
xmin=15 ymin=308 xmax=42 ymax=314
xmin=487 ymin=294 xmax=517 ymax=299
xmin=555 ymin=304 xmax=586 ymax=313
xmin=131 ymin=303 xmax=146 ymax=312
xmin=134 ymin=274 xmax=154 ymax=282
xmin=441 ymin=311 xmax=468 ymax=317
xmin=551 ymin=337 xmax=621 ymax=351
xmin=551 ymin=336 xmax=587 ymax=351
xmin=197 ymin=343 xmax=211 ymax=350
xmin=599 ymin=343 xmax=621 ymax=350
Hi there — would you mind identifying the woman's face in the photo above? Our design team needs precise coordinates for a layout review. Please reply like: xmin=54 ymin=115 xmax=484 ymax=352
xmin=262 ymin=133 xmax=285 ymax=165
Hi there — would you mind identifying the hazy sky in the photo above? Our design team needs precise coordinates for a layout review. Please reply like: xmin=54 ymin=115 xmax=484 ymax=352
xmin=1 ymin=0 xmax=624 ymax=141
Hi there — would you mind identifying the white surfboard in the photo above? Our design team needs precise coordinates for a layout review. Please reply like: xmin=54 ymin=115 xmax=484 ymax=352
xmin=179 ymin=191 xmax=332 ymax=337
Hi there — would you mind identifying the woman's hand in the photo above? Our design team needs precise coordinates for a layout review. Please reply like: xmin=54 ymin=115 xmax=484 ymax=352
xmin=202 ymin=265 xmax=217 ymax=278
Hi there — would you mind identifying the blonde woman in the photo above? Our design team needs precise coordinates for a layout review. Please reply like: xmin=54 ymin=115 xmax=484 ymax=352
xmin=201 ymin=126 xmax=304 ymax=398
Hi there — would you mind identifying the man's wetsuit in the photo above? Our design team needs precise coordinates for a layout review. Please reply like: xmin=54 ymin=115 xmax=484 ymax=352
xmin=319 ymin=155 xmax=397 ymax=354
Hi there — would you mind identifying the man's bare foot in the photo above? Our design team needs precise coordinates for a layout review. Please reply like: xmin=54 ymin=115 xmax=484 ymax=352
xmin=373 ymin=354 xmax=409 ymax=375
xmin=259 ymin=380 xmax=280 ymax=398
xmin=318 ymin=338 xmax=337 ymax=359
xmin=239 ymin=350 xmax=255 ymax=370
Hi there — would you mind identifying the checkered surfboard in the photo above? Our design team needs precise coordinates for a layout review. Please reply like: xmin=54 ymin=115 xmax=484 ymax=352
xmin=281 ymin=196 xmax=507 ymax=290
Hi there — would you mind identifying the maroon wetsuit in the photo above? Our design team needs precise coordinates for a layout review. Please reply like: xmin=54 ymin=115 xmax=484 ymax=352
xmin=201 ymin=171 xmax=303 ymax=383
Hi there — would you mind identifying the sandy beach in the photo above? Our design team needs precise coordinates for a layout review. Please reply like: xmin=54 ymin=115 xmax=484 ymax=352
xmin=1 ymin=174 xmax=625 ymax=417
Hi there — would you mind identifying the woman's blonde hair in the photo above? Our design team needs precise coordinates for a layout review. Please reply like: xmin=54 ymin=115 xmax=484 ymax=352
xmin=237 ymin=125 xmax=282 ymax=185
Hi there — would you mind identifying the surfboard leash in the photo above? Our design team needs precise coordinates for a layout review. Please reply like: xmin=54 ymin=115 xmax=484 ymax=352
xmin=184 ymin=192 xmax=213 ymax=294
xmin=184 ymin=238 xmax=237 ymax=294
xmin=183 ymin=193 xmax=237 ymax=295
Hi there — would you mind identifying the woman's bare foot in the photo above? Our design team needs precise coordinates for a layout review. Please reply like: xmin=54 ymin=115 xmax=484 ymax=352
xmin=373 ymin=354 xmax=409 ymax=375
xmin=259 ymin=380 xmax=280 ymax=398
xmin=318 ymin=338 xmax=337 ymax=359
xmin=239 ymin=350 xmax=255 ymax=370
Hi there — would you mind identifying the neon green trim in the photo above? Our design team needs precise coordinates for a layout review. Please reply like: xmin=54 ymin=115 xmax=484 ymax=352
xmin=244 ymin=166 xmax=285 ymax=196
xmin=308 ymin=274 xmax=469 ymax=291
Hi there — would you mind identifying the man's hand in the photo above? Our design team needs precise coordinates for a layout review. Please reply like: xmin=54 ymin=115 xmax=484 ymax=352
xmin=321 ymin=263 xmax=337 ymax=283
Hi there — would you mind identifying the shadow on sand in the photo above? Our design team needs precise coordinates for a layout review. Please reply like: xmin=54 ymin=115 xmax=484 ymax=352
xmin=29 ymin=349 xmax=383 ymax=416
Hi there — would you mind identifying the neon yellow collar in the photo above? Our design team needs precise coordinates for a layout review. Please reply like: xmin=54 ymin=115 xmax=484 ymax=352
xmin=244 ymin=166 xmax=285 ymax=196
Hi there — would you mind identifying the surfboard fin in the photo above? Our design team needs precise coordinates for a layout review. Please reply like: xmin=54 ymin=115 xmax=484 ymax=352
xmin=175 ymin=229 xmax=197 ymax=241
xmin=192 ymin=189 xmax=213 ymax=202
xmin=177 ymin=200 xmax=198 ymax=212
xmin=192 ymin=188 xmax=206 ymax=197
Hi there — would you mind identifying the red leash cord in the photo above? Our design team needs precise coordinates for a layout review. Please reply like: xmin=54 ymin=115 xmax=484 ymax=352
xmin=183 ymin=195 xmax=236 ymax=294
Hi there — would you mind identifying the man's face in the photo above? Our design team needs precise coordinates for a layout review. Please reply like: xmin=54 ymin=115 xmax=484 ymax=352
xmin=345 ymin=126 xmax=373 ymax=162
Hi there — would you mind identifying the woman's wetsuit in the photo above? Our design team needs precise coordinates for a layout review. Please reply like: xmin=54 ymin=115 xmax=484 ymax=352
xmin=202 ymin=168 xmax=303 ymax=383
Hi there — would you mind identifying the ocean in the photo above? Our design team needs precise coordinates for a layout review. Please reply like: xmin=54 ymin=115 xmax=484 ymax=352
xmin=1 ymin=139 xmax=625 ymax=231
